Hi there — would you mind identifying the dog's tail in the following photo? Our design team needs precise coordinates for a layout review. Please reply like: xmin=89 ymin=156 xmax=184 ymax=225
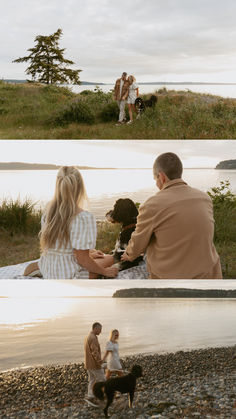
xmin=93 ymin=382 xmax=105 ymax=400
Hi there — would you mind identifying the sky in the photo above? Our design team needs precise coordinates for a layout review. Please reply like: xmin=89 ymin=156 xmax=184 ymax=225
xmin=0 ymin=140 xmax=235 ymax=168
xmin=1 ymin=0 xmax=236 ymax=83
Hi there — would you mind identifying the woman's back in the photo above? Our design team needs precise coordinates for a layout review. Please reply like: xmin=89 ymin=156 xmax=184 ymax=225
xmin=38 ymin=211 xmax=96 ymax=279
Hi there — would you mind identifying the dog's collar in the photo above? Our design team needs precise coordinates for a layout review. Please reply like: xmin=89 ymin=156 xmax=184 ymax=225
xmin=121 ymin=223 xmax=136 ymax=232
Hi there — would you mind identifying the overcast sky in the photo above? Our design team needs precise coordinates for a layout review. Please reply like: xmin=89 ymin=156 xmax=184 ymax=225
xmin=0 ymin=140 xmax=235 ymax=168
xmin=1 ymin=0 xmax=236 ymax=83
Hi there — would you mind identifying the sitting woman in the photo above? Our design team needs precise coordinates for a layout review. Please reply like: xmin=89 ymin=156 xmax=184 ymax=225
xmin=24 ymin=166 xmax=117 ymax=279
xmin=102 ymin=329 xmax=123 ymax=379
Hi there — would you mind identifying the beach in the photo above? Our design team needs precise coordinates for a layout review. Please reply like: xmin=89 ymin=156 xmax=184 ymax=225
xmin=1 ymin=346 xmax=235 ymax=418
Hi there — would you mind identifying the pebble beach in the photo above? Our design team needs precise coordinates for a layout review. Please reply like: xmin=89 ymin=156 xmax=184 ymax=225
xmin=0 ymin=346 xmax=235 ymax=418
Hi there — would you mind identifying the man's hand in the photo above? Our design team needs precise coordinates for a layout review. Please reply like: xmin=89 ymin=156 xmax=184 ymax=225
xmin=121 ymin=252 xmax=132 ymax=262
xmin=90 ymin=249 xmax=105 ymax=259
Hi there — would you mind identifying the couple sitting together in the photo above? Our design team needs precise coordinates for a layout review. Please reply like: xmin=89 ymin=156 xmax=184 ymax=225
xmin=24 ymin=152 xmax=222 ymax=279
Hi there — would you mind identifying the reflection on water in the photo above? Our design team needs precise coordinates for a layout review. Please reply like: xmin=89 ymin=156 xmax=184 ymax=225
xmin=0 ymin=169 xmax=236 ymax=219
xmin=0 ymin=297 xmax=236 ymax=372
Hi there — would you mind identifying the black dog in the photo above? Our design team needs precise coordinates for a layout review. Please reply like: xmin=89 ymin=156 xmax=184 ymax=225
xmin=106 ymin=198 xmax=143 ymax=270
xmin=135 ymin=94 xmax=157 ymax=117
xmin=93 ymin=365 xmax=142 ymax=418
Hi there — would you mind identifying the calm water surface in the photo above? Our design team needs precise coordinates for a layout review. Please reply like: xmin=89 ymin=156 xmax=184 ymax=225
xmin=71 ymin=83 xmax=236 ymax=99
xmin=1 ymin=296 xmax=236 ymax=372
xmin=1 ymin=169 xmax=235 ymax=219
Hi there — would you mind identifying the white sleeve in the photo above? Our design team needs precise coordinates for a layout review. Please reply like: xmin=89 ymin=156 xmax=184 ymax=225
xmin=106 ymin=341 xmax=114 ymax=351
xmin=70 ymin=212 xmax=97 ymax=250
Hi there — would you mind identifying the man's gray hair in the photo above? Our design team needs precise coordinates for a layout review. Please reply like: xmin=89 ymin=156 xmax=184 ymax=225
xmin=153 ymin=152 xmax=183 ymax=180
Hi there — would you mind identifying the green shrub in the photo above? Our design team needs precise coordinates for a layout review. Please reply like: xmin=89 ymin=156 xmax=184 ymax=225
xmin=207 ymin=181 xmax=236 ymax=243
xmin=99 ymin=102 xmax=119 ymax=122
xmin=80 ymin=90 xmax=94 ymax=95
xmin=0 ymin=198 xmax=41 ymax=234
xmin=52 ymin=100 xmax=95 ymax=125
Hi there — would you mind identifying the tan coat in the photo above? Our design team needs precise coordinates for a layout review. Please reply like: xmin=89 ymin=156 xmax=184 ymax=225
xmin=126 ymin=179 xmax=222 ymax=279
xmin=114 ymin=78 xmax=130 ymax=101
xmin=84 ymin=331 xmax=102 ymax=370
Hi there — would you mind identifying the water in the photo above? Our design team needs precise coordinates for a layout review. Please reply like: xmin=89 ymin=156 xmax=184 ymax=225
xmin=0 ymin=169 xmax=235 ymax=219
xmin=1 ymin=294 xmax=236 ymax=372
xmin=71 ymin=83 xmax=236 ymax=99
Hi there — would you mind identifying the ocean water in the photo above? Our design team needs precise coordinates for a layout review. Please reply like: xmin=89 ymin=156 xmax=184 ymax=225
xmin=71 ymin=83 xmax=236 ymax=99
xmin=1 ymin=292 xmax=236 ymax=372
xmin=0 ymin=168 xmax=235 ymax=219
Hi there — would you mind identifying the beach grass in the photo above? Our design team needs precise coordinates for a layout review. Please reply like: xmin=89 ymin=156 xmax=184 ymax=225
xmin=1 ymin=81 xmax=236 ymax=138
xmin=0 ymin=183 xmax=235 ymax=277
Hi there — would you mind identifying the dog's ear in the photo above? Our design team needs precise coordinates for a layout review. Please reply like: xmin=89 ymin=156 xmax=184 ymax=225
xmin=112 ymin=199 xmax=138 ymax=225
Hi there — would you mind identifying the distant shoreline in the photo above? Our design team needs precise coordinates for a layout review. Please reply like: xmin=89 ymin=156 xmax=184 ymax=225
xmin=4 ymin=79 xmax=236 ymax=86
xmin=0 ymin=163 xmax=230 ymax=171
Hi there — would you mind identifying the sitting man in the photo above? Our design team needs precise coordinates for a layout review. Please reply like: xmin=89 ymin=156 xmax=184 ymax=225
xmin=122 ymin=152 xmax=222 ymax=279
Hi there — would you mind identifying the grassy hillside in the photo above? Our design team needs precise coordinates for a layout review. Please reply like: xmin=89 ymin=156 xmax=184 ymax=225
xmin=1 ymin=81 xmax=236 ymax=138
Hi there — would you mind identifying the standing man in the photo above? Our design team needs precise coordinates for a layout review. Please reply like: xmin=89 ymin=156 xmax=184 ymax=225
xmin=114 ymin=72 xmax=130 ymax=125
xmin=84 ymin=322 xmax=105 ymax=407
xmin=122 ymin=152 xmax=222 ymax=279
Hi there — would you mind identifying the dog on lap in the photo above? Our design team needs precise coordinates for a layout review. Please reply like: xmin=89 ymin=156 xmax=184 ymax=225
xmin=106 ymin=198 xmax=144 ymax=271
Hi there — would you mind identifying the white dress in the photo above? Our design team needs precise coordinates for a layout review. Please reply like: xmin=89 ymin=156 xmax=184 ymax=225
xmin=38 ymin=211 xmax=96 ymax=279
xmin=106 ymin=341 xmax=122 ymax=371
xmin=127 ymin=82 xmax=138 ymax=104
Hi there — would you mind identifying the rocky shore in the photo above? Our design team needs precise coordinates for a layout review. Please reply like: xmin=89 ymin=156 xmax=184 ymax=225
xmin=0 ymin=346 xmax=235 ymax=418
xmin=113 ymin=288 xmax=236 ymax=298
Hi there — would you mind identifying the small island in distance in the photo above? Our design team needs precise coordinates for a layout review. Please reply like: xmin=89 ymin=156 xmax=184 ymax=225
xmin=0 ymin=162 xmax=115 ymax=170
xmin=216 ymin=160 xmax=236 ymax=169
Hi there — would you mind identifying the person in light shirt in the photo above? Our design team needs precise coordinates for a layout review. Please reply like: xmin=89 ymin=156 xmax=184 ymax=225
xmin=24 ymin=166 xmax=117 ymax=279
xmin=122 ymin=152 xmax=222 ymax=279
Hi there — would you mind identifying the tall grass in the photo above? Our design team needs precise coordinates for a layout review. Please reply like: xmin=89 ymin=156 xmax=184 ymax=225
xmin=0 ymin=198 xmax=41 ymax=234
xmin=207 ymin=181 xmax=236 ymax=243
xmin=1 ymin=82 xmax=236 ymax=138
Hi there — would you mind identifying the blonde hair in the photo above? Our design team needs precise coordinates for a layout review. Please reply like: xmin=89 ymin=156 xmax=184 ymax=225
xmin=40 ymin=166 xmax=87 ymax=251
xmin=129 ymin=75 xmax=136 ymax=83
xmin=109 ymin=329 xmax=119 ymax=341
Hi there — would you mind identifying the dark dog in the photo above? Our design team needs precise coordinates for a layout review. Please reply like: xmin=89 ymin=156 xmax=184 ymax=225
xmin=135 ymin=94 xmax=157 ymax=117
xmin=106 ymin=198 xmax=143 ymax=270
xmin=93 ymin=364 xmax=142 ymax=418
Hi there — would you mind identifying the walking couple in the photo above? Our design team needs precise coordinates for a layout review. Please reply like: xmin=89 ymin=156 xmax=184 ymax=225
xmin=84 ymin=322 xmax=123 ymax=407
xmin=114 ymin=72 xmax=139 ymax=125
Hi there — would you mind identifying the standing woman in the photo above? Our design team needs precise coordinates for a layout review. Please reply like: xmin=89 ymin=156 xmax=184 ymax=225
xmin=24 ymin=166 xmax=117 ymax=279
xmin=127 ymin=75 xmax=139 ymax=124
xmin=102 ymin=329 xmax=123 ymax=379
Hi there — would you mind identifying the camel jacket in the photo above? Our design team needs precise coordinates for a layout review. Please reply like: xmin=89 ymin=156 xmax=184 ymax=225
xmin=114 ymin=78 xmax=130 ymax=101
xmin=125 ymin=179 xmax=222 ymax=279
xmin=84 ymin=331 xmax=102 ymax=370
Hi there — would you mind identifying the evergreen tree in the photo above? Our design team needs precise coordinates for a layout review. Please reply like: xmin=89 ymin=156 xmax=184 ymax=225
xmin=13 ymin=28 xmax=81 ymax=85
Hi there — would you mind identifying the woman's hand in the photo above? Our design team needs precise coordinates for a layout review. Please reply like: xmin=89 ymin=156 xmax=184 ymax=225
xmin=103 ymin=266 xmax=119 ymax=278
xmin=121 ymin=252 xmax=132 ymax=262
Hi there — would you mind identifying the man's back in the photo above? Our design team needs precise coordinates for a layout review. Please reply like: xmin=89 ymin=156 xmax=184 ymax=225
xmin=126 ymin=179 xmax=222 ymax=279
